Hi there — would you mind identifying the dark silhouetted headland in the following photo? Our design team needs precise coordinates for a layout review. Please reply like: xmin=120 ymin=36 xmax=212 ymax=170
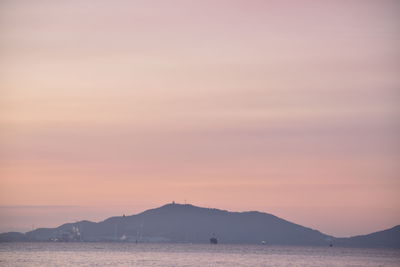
xmin=0 ymin=203 xmax=398 ymax=248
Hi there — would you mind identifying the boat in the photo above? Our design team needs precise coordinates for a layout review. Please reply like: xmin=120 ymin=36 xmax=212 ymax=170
xmin=210 ymin=233 xmax=218 ymax=244
xmin=210 ymin=237 xmax=218 ymax=244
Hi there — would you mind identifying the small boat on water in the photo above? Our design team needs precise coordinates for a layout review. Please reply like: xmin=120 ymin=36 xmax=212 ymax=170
xmin=210 ymin=237 xmax=218 ymax=244
xmin=210 ymin=233 xmax=218 ymax=244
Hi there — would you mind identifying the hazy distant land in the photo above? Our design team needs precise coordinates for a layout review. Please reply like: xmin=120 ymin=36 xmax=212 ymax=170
xmin=0 ymin=203 xmax=399 ymax=248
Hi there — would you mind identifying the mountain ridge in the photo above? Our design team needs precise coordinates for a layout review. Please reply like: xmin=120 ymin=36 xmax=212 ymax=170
xmin=0 ymin=203 xmax=398 ymax=247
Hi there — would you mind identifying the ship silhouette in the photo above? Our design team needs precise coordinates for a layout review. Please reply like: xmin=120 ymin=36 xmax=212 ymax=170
xmin=210 ymin=233 xmax=218 ymax=244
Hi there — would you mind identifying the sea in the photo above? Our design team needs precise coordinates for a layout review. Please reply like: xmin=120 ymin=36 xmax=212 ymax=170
xmin=0 ymin=242 xmax=399 ymax=267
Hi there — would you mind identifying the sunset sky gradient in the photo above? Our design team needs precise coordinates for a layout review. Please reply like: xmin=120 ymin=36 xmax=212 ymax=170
xmin=0 ymin=0 xmax=399 ymax=237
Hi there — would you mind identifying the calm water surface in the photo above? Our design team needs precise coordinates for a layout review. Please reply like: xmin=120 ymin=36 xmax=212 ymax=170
xmin=0 ymin=242 xmax=399 ymax=267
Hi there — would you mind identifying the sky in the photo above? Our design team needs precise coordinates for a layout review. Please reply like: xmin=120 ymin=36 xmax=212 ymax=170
xmin=0 ymin=0 xmax=399 ymax=237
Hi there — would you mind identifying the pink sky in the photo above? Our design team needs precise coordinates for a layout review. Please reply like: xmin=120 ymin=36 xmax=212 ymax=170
xmin=0 ymin=0 xmax=399 ymax=237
